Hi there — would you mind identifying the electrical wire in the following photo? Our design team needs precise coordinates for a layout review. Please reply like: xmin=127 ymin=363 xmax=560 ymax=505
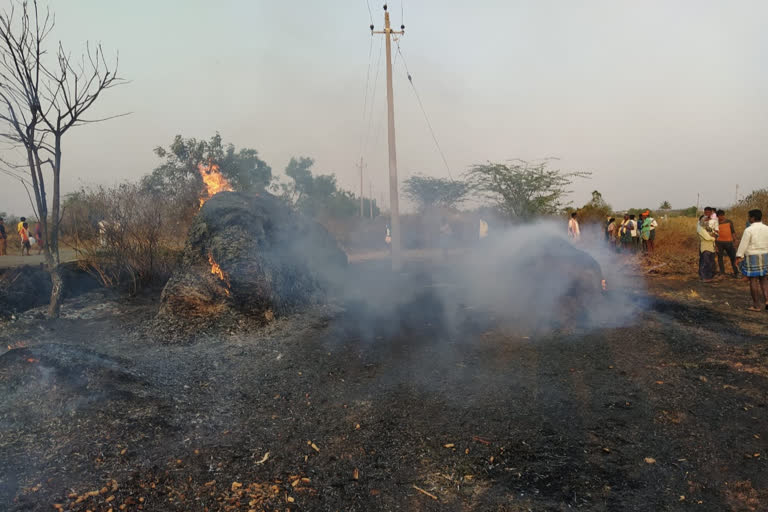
xmin=358 ymin=34 xmax=375 ymax=158
xmin=395 ymin=42 xmax=454 ymax=180
xmin=365 ymin=0 xmax=373 ymax=25
xmin=362 ymin=37 xmax=384 ymax=157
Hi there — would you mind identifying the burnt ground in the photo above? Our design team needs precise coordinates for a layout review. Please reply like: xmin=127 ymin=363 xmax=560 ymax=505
xmin=0 ymin=261 xmax=767 ymax=511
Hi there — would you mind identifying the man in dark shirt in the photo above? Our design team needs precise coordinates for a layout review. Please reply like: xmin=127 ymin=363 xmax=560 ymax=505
xmin=0 ymin=217 xmax=6 ymax=256
xmin=716 ymin=209 xmax=739 ymax=277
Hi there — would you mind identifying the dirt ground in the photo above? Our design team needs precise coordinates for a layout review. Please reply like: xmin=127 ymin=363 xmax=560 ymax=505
xmin=0 ymin=261 xmax=766 ymax=511
xmin=0 ymin=249 xmax=78 ymax=269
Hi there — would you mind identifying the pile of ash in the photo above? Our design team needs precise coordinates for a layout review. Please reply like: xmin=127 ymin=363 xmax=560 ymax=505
xmin=0 ymin=344 xmax=151 ymax=422
xmin=0 ymin=263 xmax=101 ymax=320
xmin=157 ymin=191 xmax=347 ymax=333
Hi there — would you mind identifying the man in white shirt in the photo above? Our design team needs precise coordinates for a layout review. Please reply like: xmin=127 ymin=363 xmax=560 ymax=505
xmin=568 ymin=212 xmax=580 ymax=241
xmin=735 ymin=209 xmax=768 ymax=312
xmin=629 ymin=214 xmax=640 ymax=252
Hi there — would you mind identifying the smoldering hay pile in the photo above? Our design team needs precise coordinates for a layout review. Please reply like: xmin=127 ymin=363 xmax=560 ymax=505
xmin=157 ymin=191 xmax=347 ymax=331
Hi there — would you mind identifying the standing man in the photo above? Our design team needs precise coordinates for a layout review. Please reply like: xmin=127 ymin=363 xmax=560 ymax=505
xmin=568 ymin=212 xmax=580 ymax=241
xmin=620 ymin=214 xmax=633 ymax=252
xmin=703 ymin=206 xmax=719 ymax=237
xmin=629 ymin=214 xmax=640 ymax=252
xmin=697 ymin=214 xmax=716 ymax=282
xmin=735 ymin=209 xmax=768 ymax=312
xmin=0 ymin=217 xmax=6 ymax=256
xmin=607 ymin=217 xmax=617 ymax=249
xmin=641 ymin=211 xmax=658 ymax=253
xmin=20 ymin=221 xmax=31 ymax=256
xmin=716 ymin=209 xmax=739 ymax=278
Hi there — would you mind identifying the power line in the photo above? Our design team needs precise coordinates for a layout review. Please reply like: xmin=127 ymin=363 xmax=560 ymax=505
xmin=362 ymin=37 xmax=384 ymax=157
xmin=358 ymin=34 xmax=375 ymax=158
xmin=395 ymin=42 xmax=454 ymax=180
xmin=364 ymin=0 xmax=373 ymax=25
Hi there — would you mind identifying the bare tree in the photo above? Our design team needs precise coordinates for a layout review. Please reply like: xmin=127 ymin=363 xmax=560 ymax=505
xmin=0 ymin=0 xmax=125 ymax=317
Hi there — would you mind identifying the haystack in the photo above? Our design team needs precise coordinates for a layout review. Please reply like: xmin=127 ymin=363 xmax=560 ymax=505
xmin=158 ymin=192 xmax=347 ymax=326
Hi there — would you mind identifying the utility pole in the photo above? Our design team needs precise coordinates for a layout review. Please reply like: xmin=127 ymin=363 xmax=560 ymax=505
xmin=373 ymin=4 xmax=405 ymax=270
xmin=369 ymin=181 xmax=374 ymax=218
xmin=357 ymin=157 xmax=365 ymax=217
xmin=735 ymin=184 xmax=739 ymax=205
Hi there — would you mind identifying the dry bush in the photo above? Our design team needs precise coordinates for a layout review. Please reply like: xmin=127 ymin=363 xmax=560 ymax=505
xmin=63 ymin=184 xmax=185 ymax=291
xmin=730 ymin=188 xmax=768 ymax=226
xmin=645 ymin=216 xmax=699 ymax=274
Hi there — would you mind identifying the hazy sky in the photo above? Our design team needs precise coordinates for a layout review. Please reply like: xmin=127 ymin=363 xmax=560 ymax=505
xmin=1 ymin=0 xmax=766 ymax=216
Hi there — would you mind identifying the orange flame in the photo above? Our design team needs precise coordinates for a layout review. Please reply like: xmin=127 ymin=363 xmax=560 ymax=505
xmin=208 ymin=253 xmax=231 ymax=294
xmin=198 ymin=163 xmax=233 ymax=207
xmin=7 ymin=341 xmax=28 ymax=351
xmin=26 ymin=358 xmax=39 ymax=364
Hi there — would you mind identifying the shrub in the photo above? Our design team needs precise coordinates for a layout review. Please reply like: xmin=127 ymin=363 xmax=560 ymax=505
xmin=62 ymin=183 xmax=184 ymax=291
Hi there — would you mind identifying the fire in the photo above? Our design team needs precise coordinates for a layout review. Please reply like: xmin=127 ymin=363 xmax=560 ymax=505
xmin=208 ymin=253 xmax=231 ymax=293
xmin=198 ymin=162 xmax=233 ymax=207
xmin=26 ymin=358 xmax=39 ymax=364
xmin=7 ymin=341 xmax=28 ymax=351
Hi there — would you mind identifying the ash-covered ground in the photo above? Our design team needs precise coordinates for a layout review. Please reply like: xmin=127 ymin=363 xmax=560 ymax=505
xmin=1 ymin=258 xmax=767 ymax=511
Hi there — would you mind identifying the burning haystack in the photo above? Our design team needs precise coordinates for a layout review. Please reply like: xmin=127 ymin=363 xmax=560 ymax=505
xmin=158 ymin=190 xmax=347 ymax=329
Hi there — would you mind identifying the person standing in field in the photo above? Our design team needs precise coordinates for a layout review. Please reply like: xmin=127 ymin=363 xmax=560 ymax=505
xmin=17 ymin=217 xmax=27 ymax=254
xmin=641 ymin=211 xmax=658 ymax=253
xmin=607 ymin=217 xmax=617 ymax=247
xmin=715 ymin=209 xmax=739 ymax=278
xmin=20 ymin=221 xmax=31 ymax=256
xmin=568 ymin=212 xmax=580 ymax=241
xmin=478 ymin=218 xmax=489 ymax=241
xmin=619 ymin=214 xmax=632 ymax=252
xmin=629 ymin=214 xmax=640 ymax=252
xmin=703 ymin=206 xmax=719 ymax=237
xmin=735 ymin=209 xmax=768 ymax=312
xmin=697 ymin=214 xmax=716 ymax=282
xmin=0 ymin=217 xmax=7 ymax=256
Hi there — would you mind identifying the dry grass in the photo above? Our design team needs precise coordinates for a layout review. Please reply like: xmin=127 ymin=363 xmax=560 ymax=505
xmin=644 ymin=216 xmax=699 ymax=274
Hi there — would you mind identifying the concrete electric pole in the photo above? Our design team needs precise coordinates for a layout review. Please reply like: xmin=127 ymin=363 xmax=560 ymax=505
xmin=357 ymin=157 xmax=365 ymax=217
xmin=373 ymin=4 xmax=404 ymax=271
xmin=369 ymin=181 xmax=374 ymax=218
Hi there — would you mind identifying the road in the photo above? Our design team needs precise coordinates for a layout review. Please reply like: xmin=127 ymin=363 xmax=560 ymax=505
xmin=0 ymin=249 xmax=78 ymax=269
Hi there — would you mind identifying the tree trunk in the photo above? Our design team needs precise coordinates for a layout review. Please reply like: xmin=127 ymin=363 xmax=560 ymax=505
xmin=48 ymin=264 xmax=64 ymax=318
xmin=47 ymin=135 xmax=64 ymax=318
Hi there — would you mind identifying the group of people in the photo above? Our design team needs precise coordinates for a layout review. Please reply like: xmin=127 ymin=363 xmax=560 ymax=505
xmin=697 ymin=207 xmax=739 ymax=281
xmin=0 ymin=216 xmax=44 ymax=257
xmin=567 ymin=211 xmax=659 ymax=254
xmin=698 ymin=207 xmax=768 ymax=312
xmin=606 ymin=211 xmax=658 ymax=253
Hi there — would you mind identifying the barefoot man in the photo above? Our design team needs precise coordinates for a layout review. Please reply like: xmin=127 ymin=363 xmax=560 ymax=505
xmin=735 ymin=209 xmax=768 ymax=312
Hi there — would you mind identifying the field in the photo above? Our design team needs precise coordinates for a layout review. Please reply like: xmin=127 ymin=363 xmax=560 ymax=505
xmin=1 ymin=255 xmax=767 ymax=512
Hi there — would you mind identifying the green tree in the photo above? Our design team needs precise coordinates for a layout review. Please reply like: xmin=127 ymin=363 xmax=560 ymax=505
xmin=659 ymin=200 xmax=671 ymax=210
xmin=579 ymin=190 xmax=612 ymax=223
xmin=465 ymin=159 xmax=590 ymax=219
xmin=681 ymin=206 xmax=697 ymax=217
xmin=142 ymin=133 xmax=272 ymax=197
xmin=402 ymin=175 xmax=469 ymax=211
xmin=277 ymin=157 xmax=379 ymax=218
